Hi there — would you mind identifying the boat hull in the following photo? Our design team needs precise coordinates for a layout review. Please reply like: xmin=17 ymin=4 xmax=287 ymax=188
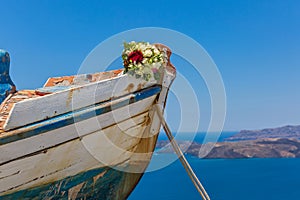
xmin=0 ymin=44 xmax=176 ymax=199
xmin=0 ymin=143 xmax=157 ymax=200
xmin=0 ymin=89 xmax=160 ymax=198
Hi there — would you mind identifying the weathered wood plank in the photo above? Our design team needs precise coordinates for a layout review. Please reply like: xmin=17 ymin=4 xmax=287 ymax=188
xmin=4 ymin=75 xmax=156 ymax=131
xmin=0 ymin=112 xmax=151 ymax=195
xmin=0 ymin=164 xmax=145 ymax=199
xmin=0 ymin=95 xmax=156 ymax=165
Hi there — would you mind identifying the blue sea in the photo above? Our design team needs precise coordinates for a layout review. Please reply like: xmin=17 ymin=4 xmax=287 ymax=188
xmin=129 ymin=132 xmax=300 ymax=200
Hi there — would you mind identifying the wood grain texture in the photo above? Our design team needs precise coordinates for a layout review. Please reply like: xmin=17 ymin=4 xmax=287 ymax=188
xmin=0 ymin=111 xmax=150 ymax=195
xmin=4 ymin=75 xmax=156 ymax=131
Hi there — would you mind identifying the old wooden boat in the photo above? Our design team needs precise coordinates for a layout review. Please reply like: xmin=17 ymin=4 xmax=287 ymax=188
xmin=0 ymin=44 xmax=176 ymax=199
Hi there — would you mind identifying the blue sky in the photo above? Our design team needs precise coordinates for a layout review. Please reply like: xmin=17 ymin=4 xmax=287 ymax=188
xmin=1 ymin=0 xmax=300 ymax=131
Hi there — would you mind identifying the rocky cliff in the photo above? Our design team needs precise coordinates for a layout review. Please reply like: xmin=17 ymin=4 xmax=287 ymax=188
xmin=156 ymin=125 xmax=300 ymax=159
xmin=225 ymin=125 xmax=300 ymax=141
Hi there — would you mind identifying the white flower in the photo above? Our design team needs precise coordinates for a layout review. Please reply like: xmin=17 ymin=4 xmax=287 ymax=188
xmin=142 ymin=58 xmax=149 ymax=64
xmin=139 ymin=43 xmax=147 ymax=51
xmin=153 ymin=48 xmax=160 ymax=55
xmin=144 ymin=49 xmax=153 ymax=57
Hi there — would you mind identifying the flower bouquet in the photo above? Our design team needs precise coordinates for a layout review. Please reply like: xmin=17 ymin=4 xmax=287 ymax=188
xmin=122 ymin=41 xmax=167 ymax=81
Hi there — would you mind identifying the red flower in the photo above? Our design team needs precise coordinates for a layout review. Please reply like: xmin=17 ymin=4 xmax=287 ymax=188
xmin=128 ymin=50 xmax=143 ymax=63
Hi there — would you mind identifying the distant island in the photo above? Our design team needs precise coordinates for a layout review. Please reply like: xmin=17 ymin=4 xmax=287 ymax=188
xmin=225 ymin=125 xmax=300 ymax=141
xmin=156 ymin=125 xmax=300 ymax=159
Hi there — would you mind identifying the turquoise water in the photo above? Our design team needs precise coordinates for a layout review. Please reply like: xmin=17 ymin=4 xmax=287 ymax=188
xmin=129 ymin=132 xmax=300 ymax=200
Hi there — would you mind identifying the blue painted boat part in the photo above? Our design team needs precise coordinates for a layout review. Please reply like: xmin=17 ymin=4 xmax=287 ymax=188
xmin=0 ymin=164 xmax=142 ymax=199
xmin=0 ymin=50 xmax=15 ymax=103
xmin=36 ymin=85 xmax=73 ymax=93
